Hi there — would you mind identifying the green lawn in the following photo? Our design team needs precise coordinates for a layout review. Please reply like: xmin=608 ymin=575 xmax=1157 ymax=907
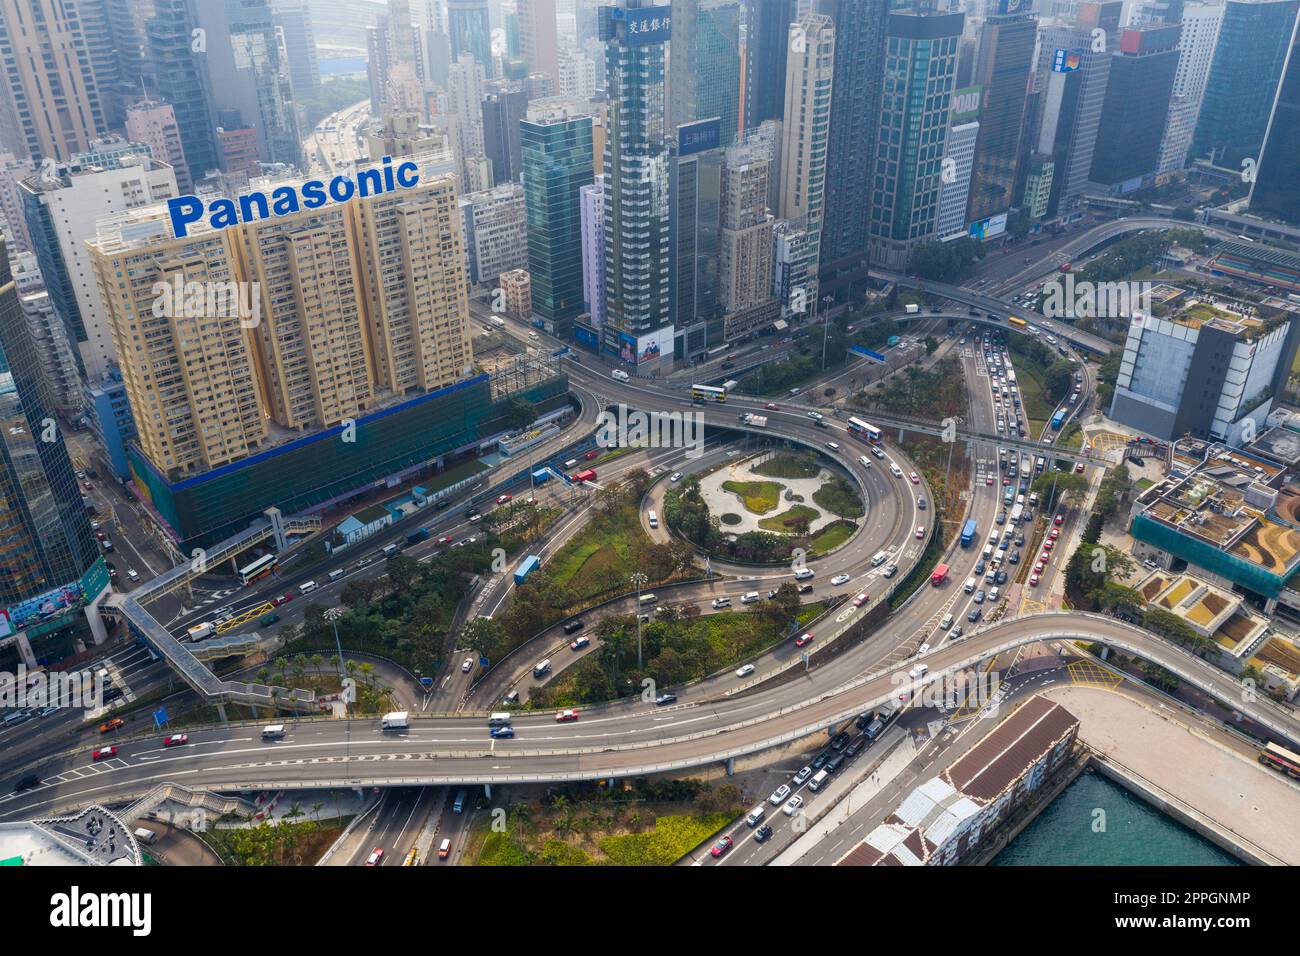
xmin=1013 ymin=359 xmax=1055 ymax=435
xmin=753 ymin=453 xmax=820 ymax=479
xmin=758 ymin=504 xmax=819 ymax=532
xmin=812 ymin=477 xmax=865 ymax=518
xmin=545 ymin=504 xmax=654 ymax=601
xmin=808 ymin=520 xmax=858 ymax=555
xmin=600 ymin=814 xmax=733 ymax=866
xmin=721 ymin=479 xmax=784 ymax=514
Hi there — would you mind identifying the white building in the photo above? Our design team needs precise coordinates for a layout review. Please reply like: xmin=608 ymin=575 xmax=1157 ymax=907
xmin=459 ymin=182 xmax=530 ymax=285
xmin=1157 ymin=1 xmax=1225 ymax=173
xmin=19 ymin=143 xmax=178 ymax=380
xmin=580 ymin=175 xmax=606 ymax=328
xmin=938 ymin=120 xmax=980 ymax=239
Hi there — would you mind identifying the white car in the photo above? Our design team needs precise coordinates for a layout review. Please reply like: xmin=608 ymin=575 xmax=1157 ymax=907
xmin=461 ymin=657 xmax=473 ymax=673
xmin=126 ymin=569 xmax=139 ymax=582
xmin=769 ymin=784 xmax=792 ymax=806
xmin=670 ymin=472 xmax=683 ymax=482
xmin=792 ymin=766 xmax=813 ymax=786
xmin=783 ymin=795 xmax=804 ymax=817
xmin=830 ymin=573 xmax=850 ymax=586
xmin=735 ymin=663 xmax=756 ymax=678
xmin=858 ymin=455 xmax=871 ymax=467
xmin=826 ymin=441 xmax=840 ymax=451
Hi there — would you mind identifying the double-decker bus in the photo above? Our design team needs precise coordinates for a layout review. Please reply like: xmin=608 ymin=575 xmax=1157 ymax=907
xmin=690 ymin=384 xmax=727 ymax=404
xmin=846 ymin=417 xmax=882 ymax=444
xmin=238 ymin=553 xmax=277 ymax=586
xmin=1259 ymin=742 xmax=1300 ymax=778
xmin=1008 ymin=316 xmax=1028 ymax=329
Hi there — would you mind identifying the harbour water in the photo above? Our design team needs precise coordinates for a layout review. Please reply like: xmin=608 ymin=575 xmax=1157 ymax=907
xmin=993 ymin=770 xmax=1242 ymax=866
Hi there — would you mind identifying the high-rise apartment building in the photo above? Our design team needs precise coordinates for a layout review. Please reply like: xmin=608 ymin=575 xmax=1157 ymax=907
xmin=521 ymin=102 xmax=595 ymax=333
xmin=1089 ymin=25 xmax=1181 ymax=192
xmin=20 ymin=141 xmax=179 ymax=381
xmin=126 ymin=99 xmax=194 ymax=193
xmin=599 ymin=2 xmax=673 ymax=372
xmin=449 ymin=54 xmax=490 ymax=183
xmin=559 ymin=50 xmax=600 ymax=99
xmin=0 ymin=238 xmax=105 ymax=647
xmin=0 ymin=152 xmax=33 ymax=254
xmin=778 ymin=15 xmax=834 ymax=228
xmin=966 ymin=10 xmax=1036 ymax=225
xmin=1192 ymin=0 xmax=1300 ymax=168
xmin=718 ymin=143 xmax=774 ymax=314
xmin=867 ymin=9 xmax=964 ymax=271
xmin=820 ymin=0 xmax=888 ymax=273
xmin=0 ymin=0 xmax=104 ymax=162
xmin=460 ymin=183 xmax=530 ymax=285
xmin=939 ymin=120 xmax=980 ymax=239
xmin=1250 ymin=11 xmax=1300 ymax=224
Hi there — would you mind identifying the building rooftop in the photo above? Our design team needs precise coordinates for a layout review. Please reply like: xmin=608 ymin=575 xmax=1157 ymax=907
xmin=0 ymin=805 xmax=142 ymax=866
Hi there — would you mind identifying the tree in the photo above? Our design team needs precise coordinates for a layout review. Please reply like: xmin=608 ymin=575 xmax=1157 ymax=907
xmin=924 ymin=335 xmax=939 ymax=355
xmin=909 ymin=238 xmax=987 ymax=281
xmin=385 ymin=554 xmax=420 ymax=593
xmin=1031 ymin=470 xmax=1087 ymax=504
xmin=1044 ymin=359 xmax=1076 ymax=402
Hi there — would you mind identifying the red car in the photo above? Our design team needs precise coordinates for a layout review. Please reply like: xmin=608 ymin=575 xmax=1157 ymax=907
xmin=163 ymin=734 xmax=189 ymax=747
xmin=365 ymin=848 xmax=384 ymax=866
xmin=985 ymin=476 xmax=994 ymax=486
xmin=1044 ymin=539 xmax=1054 ymax=551
xmin=909 ymin=472 xmax=920 ymax=484
xmin=95 ymin=530 xmax=106 ymax=541
xmin=1029 ymin=573 xmax=1041 ymax=586
xmin=1074 ymin=462 xmax=1085 ymax=473
xmin=275 ymin=593 xmax=294 ymax=606
xmin=1049 ymin=528 xmax=1061 ymax=540
xmin=438 ymin=535 xmax=453 ymax=545
xmin=852 ymin=592 xmax=870 ymax=607
xmin=495 ymin=493 xmax=513 ymax=505
xmin=1002 ymin=477 xmax=1011 ymax=486
xmin=583 ymin=450 xmax=599 ymax=460
xmin=92 ymin=746 xmax=117 ymax=761
xmin=710 ymin=836 xmax=733 ymax=858
xmin=98 ymin=717 xmax=124 ymax=734
xmin=1040 ymin=551 xmax=1051 ymax=564
xmin=1054 ymin=513 xmax=1065 ymax=526
xmin=555 ymin=709 xmax=580 ymax=723
xmin=765 ymin=403 xmax=780 ymax=411
xmin=795 ymin=632 xmax=814 ymax=647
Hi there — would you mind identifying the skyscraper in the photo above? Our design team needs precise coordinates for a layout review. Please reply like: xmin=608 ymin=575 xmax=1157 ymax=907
xmin=742 ymin=0 xmax=796 ymax=133
xmin=521 ymin=102 xmax=595 ymax=334
xmin=581 ymin=176 xmax=607 ymax=332
xmin=1033 ymin=1 xmax=1123 ymax=218
xmin=1250 ymin=11 xmax=1300 ymax=224
xmin=719 ymin=143 xmax=774 ymax=314
xmin=965 ymin=10 xmax=1036 ymax=225
xmin=126 ymin=99 xmax=194 ymax=193
xmin=1089 ymin=25 xmax=1181 ymax=192
xmin=867 ymin=9 xmax=964 ymax=271
xmin=1156 ymin=1 xmax=1223 ymax=174
xmin=273 ymin=0 xmax=322 ymax=95
xmin=819 ymin=0 xmax=888 ymax=274
xmin=0 ymin=0 xmax=105 ymax=162
xmin=670 ymin=0 xmax=742 ymax=147
xmin=482 ymin=85 xmax=531 ymax=184
xmin=448 ymin=0 xmax=495 ymax=76
xmin=600 ymin=2 xmax=673 ymax=373
xmin=1192 ymin=0 xmax=1300 ymax=169
xmin=147 ymin=0 xmax=221 ymax=180
xmin=518 ymin=0 xmax=560 ymax=84
xmin=0 ymin=237 xmax=104 ymax=636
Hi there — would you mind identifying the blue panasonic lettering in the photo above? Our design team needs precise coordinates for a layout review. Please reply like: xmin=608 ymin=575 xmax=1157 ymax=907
xmin=328 ymin=176 xmax=355 ymax=203
xmin=163 ymin=157 xmax=418 ymax=237
xmin=168 ymin=196 xmax=205 ymax=238
xmin=396 ymin=161 xmax=420 ymax=188
xmin=301 ymin=179 xmax=327 ymax=209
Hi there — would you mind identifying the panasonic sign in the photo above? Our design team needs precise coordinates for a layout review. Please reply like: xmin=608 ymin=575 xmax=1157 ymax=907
xmin=166 ymin=156 xmax=421 ymax=238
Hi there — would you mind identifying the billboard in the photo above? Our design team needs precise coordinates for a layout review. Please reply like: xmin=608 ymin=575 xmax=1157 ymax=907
xmin=969 ymin=213 xmax=1008 ymax=240
xmin=1051 ymin=49 xmax=1082 ymax=73
xmin=996 ymin=0 xmax=1033 ymax=13
xmin=617 ymin=327 xmax=672 ymax=365
xmin=2 ymin=579 xmax=86 ymax=636
xmin=950 ymin=86 xmax=983 ymax=123
xmin=614 ymin=5 xmax=672 ymax=46
xmin=678 ymin=117 xmax=721 ymax=157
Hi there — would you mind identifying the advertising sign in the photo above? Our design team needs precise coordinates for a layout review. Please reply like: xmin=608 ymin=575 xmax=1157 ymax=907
xmin=617 ymin=327 xmax=672 ymax=365
xmin=616 ymin=5 xmax=672 ymax=46
xmin=678 ymin=117 xmax=721 ymax=157
xmin=1051 ymin=49 xmax=1082 ymax=73
xmin=997 ymin=0 xmax=1032 ymax=13
xmin=969 ymin=213 xmax=1009 ymax=241
xmin=950 ymin=86 xmax=983 ymax=123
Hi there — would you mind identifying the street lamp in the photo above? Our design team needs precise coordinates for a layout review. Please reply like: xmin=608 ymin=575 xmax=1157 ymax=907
xmin=323 ymin=605 xmax=351 ymax=767
xmin=629 ymin=571 xmax=649 ymax=669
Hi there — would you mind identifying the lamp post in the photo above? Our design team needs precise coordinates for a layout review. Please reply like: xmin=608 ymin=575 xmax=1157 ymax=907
xmin=820 ymin=295 xmax=834 ymax=372
xmin=323 ymin=605 xmax=350 ymax=768
xmin=630 ymin=571 xmax=648 ymax=669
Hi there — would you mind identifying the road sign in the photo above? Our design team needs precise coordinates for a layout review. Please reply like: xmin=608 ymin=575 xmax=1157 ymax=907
xmin=479 ymin=657 xmax=490 ymax=668
xmin=153 ymin=707 xmax=169 ymax=728
xmin=420 ymin=676 xmax=433 ymax=687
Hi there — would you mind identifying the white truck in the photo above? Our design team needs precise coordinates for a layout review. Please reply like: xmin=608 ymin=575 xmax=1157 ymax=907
xmin=380 ymin=711 xmax=409 ymax=730
xmin=186 ymin=622 xmax=216 ymax=642
xmin=489 ymin=315 xmax=505 ymax=328
xmin=740 ymin=413 xmax=768 ymax=427
xmin=904 ymin=303 xmax=920 ymax=314
xmin=611 ymin=368 xmax=630 ymax=382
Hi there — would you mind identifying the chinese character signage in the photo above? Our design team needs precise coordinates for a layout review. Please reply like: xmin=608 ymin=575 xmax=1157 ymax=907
xmin=1052 ymin=49 xmax=1082 ymax=73
xmin=622 ymin=5 xmax=672 ymax=46
xmin=678 ymin=118 xmax=721 ymax=156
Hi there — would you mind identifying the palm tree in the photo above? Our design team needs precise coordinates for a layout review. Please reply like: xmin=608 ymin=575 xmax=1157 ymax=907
xmin=309 ymin=654 xmax=324 ymax=680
